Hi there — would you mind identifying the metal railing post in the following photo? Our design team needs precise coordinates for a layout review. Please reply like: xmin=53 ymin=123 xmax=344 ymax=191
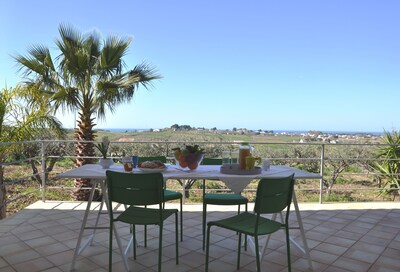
xmin=319 ymin=144 xmax=325 ymax=204
xmin=41 ymin=141 xmax=46 ymax=202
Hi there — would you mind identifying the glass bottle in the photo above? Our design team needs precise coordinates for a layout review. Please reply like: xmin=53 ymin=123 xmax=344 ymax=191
xmin=239 ymin=143 xmax=251 ymax=170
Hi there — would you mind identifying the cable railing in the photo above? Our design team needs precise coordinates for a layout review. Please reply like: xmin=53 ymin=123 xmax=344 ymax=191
xmin=0 ymin=139 xmax=399 ymax=218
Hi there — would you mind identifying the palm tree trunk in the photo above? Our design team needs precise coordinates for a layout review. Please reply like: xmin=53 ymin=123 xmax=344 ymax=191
xmin=72 ymin=110 xmax=97 ymax=201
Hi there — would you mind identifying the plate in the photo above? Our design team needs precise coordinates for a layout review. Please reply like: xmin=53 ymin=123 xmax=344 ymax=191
xmin=137 ymin=166 xmax=167 ymax=173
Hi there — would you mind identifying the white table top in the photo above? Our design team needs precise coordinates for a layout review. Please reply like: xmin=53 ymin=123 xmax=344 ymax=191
xmin=57 ymin=164 xmax=321 ymax=194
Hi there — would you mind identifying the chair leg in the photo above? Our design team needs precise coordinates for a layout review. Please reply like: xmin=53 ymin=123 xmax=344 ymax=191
xmin=237 ymin=233 xmax=242 ymax=269
xmin=286 ymin=225 xmax=292 ymax=272
xmin=236 ymin=204 xmax=248 ymax=251
xmin=133 ymin=225 xmax=136 ymax=260
xmin=158 ymin=223 xmax=163 ymax=272
xmin=180 ymin=197 xmax=183 ymax=241
xmin=202 ymin=202 xmax=207 ymax=250
xmin=205 ymin=224 xmax=212 ymax=272
xmin=255 ymin=235 xmax=260 ymax=272
xmin=144 ymin=206 xmax=147 ymax=247
xmin=109 ymin=219 xmax=113 ymax=272
xmin=175 ymin=212 xmax=179 ymax=264
xmin=244 ymin=203 xmax=248 ymax=251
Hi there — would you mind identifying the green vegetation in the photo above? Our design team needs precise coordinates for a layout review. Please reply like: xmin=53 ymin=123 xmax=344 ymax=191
xmin=0 ymin=86 xmax=65 ymax=219
xmin=374 ymin=130 xmax=400 ymax=199
xmin=2 ymin=127 xmax=399 ymax=218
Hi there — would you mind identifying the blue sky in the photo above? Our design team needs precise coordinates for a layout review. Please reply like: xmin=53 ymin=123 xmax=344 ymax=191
xmin=1 ymin=0 xmax=399 ymax=132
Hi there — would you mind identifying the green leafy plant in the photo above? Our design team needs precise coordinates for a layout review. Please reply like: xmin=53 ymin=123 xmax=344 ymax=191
xmin=95 ymin=137 xmax=110 ymax=159
xmin=374 ymin=130 xmax=400 ymax=198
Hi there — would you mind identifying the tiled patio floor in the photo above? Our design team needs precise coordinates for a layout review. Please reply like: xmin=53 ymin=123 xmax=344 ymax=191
xmin=0 ymin=201 xmax=399 ymax=272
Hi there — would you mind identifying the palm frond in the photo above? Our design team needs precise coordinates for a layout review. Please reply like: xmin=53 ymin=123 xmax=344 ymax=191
xmin=98 ymin=35 xmax=131 ymax=77
xmin=119 ymin=62 xmax=161 ymax=89
xmin=52 ymin=86 xmax=82 ymax=111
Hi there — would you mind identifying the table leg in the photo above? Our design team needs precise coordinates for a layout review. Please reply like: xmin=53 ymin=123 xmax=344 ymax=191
xmin=259 ymin=213 xmax=278 ymax=258
xmin=102 ymin=181 xmax=130 ymax=272
xmin=181 ymin=179 xmax=186 ymax=203
xmin=100 ymin=182 xmax=130 ymax=271
xmin=246 ymin=192 xmax=314 ymax=271
xmin=89 ymin=191 xmax=105 ymax=246
xmin=70 ymin=182 xmax=97 ymax=271
xmin=246 ymin=213 xmax=278 ymax=259
xmin=292 ymin=191 xmax=313 ymax=271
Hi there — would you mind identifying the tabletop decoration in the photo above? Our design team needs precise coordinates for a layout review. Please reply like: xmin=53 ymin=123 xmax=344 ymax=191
xmin=173 ymin=144 xmax=205 ymax=170
xmin=95 ymin=136 xmax=113 ymax=169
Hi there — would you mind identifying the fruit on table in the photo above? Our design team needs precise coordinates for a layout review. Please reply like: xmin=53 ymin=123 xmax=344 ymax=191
xmin=178 ymin=154 xmax=188 ymax=168
xmin=172 ymin=145 xmax=204 ymax=170
xmin=188 ymin=161 xmax=199 ymax=170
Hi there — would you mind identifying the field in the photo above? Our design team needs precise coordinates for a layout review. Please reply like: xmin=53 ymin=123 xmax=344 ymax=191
xmin=2 ymin=128 xmax=397 ymax=217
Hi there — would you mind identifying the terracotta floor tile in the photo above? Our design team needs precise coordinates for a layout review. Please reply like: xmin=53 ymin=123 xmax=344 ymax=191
xmin=3 ymin=249 xmax=41 ymax=265
xmin=374 ymin=255 xmax=400 ymax=270
xmin=343 ymin=248 xmax=380 ymax=264
xmin=314 ymin=243 xmax=348 ymax=256
xmin=351 ymin=240 xmax=386 ymax=254
xmin=368 ymin=263 xmax=399 ymax=272
xmin=0 ymin=257 xmax=10 ymax=269
xmin=332 ymin=256 xmax=371 ymax=272
xmin=324 ymin=236 xmax=356 ymax=248
xmin=0 ymin=201 xmax=399 ymax=272
xmin=310 ymin=249 xmax=339 ymax=264
xmin=13 ymin=257 xmax=54 ymax=272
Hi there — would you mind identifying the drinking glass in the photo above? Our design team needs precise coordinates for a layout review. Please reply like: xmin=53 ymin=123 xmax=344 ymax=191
xmin=122 ymin=157 xmax=133 ymax=172
xmin=222 ymin=151 xmax=231 ymax=165
xmin=132 ymin=156 xmax=139 ymax=168
xmin=231 ymin=150 xmax=239 ymax=164
xmin=262 ymin=159 xmax=271 ymax=171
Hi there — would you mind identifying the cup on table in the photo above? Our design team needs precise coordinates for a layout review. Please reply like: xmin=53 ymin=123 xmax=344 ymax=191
xmin=222 ymin=151 xmax=231 ymax=165
xmin=262 ymin=159 xmax=271 ymax=171
xmin=132 ymin=156 xmax=139 ymax=168
xmin=122 ymin=156 xmax=133 ymax=172
xmin=231 ymin=150 xmax=239 ymax=164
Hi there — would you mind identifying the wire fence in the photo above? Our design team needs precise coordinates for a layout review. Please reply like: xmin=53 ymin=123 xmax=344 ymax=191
xmin=1 ymin=139 xmax=399 ymax=217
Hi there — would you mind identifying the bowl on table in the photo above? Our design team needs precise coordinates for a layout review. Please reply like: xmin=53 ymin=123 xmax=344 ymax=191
xmin=174 ymin=153 xmax=204 ymax=170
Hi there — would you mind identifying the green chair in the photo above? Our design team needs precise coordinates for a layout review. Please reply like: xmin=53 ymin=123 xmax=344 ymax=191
xmin=138 ymin=156 xmax=183 ymax=242
xmin=201 ymin=158 xmax=248 ymax=250
xmin=205 ymin=174 xmax=295 ymax=272
xmin=106 ymin=171 xmax=178 ymax=272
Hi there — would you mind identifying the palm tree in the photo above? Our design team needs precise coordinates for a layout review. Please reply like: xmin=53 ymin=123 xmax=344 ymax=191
xmin=14 ymin=24 xmax=161 ymax=200
xmin=0 ymin=86 xmax=65 ymax=219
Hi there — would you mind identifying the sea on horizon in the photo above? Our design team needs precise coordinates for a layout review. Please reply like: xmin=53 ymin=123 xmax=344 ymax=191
xmin=97 ymin=128 xmax=383 ymax=135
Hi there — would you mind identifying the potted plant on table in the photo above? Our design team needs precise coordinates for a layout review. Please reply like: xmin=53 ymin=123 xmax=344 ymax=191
xmin=95 ymin=136 xmax=114 ymax=169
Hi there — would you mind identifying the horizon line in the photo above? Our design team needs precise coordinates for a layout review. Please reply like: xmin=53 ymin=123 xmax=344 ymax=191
xmin=93 ymin=127 xmax=384 ymax=134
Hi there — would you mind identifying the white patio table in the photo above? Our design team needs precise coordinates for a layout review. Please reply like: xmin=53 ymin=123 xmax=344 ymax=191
xmin=57 ymin=164 xmax=321 ymax=271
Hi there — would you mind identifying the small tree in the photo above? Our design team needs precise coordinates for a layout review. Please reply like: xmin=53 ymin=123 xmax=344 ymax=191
xmin=322 ymin=145 xmax=374 ymax=197
xmin=0 ymin=86 xmax=64 ymax=218
xmin=23 ymin=136 xmax=68 ymax=185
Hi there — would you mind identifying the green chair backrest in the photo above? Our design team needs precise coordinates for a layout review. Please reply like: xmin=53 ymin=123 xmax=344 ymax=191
xmin=254 ymin=174 xmax=295 ymax=214
xmin=138 ymin=156 xmax=167 ymax=163
xmin=202 ymin=158 xmax=222 ymax=165
xmin=106 ymin=171 xmax=164 ymax=206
